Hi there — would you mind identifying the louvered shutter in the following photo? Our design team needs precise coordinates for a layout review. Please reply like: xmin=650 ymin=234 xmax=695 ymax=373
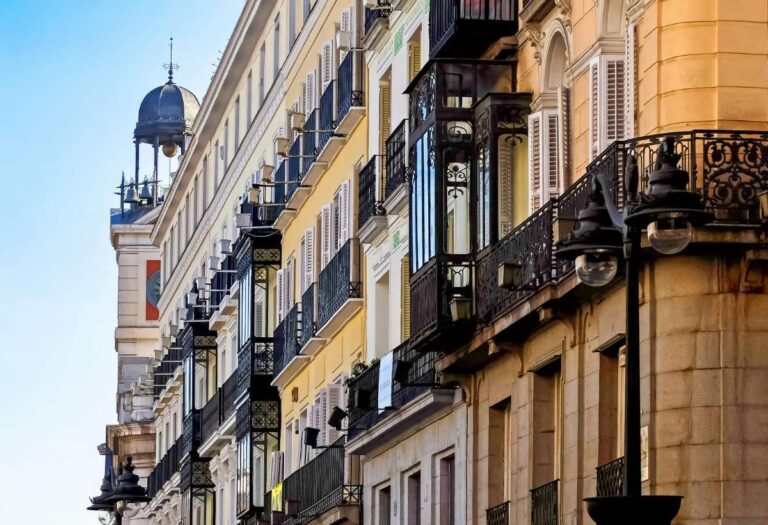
xmin=545 ymin=111 xmax=559 ymax=199
xmin=276 ymin=269 xmax=285 ymax=322
xmin=286 ymin=257 xmax=295 ymax=311
xmin=304 ymin=227 xmax=315 ymax=288
xmin=605 ymin=58 xmax=626 ymax=144
xmin=338 ymin=180 xmax=351 ymax=249
xmin=379 ymin=82 xmax=391 ymax=197
xmin=401 ymin=256 xmax=411 ymax=339
xmin=326 ymin=384 xmax=343 ymax=444
xmin=557 ymin=86 xmax=570 ymax=189
xmin=320 ymin=205 xmax=332 ymax=267
xmin=408 ymin=40 xmax=421 ymax=82
xmin=311 ymin=399 xmax=322 ymax=456
xmin=589 ymin=59 xmax=600 ymax=159
xmin=321 ymin=42 xmax=333 ymax=88
xmin=300 ymin=236 xmax=307 ymax=294
xmin=319 ymin=389 xmax=329 ymax=447
xmin=254 ymin=301 xmax=264 ymax=337
xmin=625 ymin=22 xmax=637 ymax=139
xmin=305 ymin=71 xmax=316 ymax=114
xmin=340 ymin=8 xmax=353 ymax=60
xmin=269 ymin=451 xmax=284 ymax=488
xmin=528 ymin=113 xmax=542 ymax=213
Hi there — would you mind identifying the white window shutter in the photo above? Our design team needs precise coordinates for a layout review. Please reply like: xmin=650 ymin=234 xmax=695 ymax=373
xmin=544 ymin=110 xmax=560 ymax=200
xmin=269 ymin=450 xmax=284 ymax=488
xmin=311 ymin=399 xmax=323 ymax=456
xmin=321 ymin=205 xmax=332 ymax=268
xmin=341 ymin=7 xmax=352 ymax=32
xmin=319 ymin=389 xmax=329 ymax=447
xmin=255 ymin=300 xmax=264 ymax=337
xmin=528 ymin=113 xmax=542 ymax=213
xmin=325 ymin=383 xmax=343 ymax=444
xmin=321 ymin=42 xmax=333 ymax=88
xmin=300 ymin=236 xmax=307 ymax=294
xmin=276 ymin=269 xmax=285 ymax=322
xmin=305 ymin=71 xmax=316 ymax=113
xmin=286 ymin=257 xmax=295 ymax=311
xmin=557 ymin=86 xmax=570 ymax=191
xmin=305 ymin=227 xmax=315 ymax=288
xmin=338 ymin=180 xmax=351 ymax=249
xmin=589 ymin=59 xmax=600 ymax=159
xmin=604 ymin=57 xmax=626 ymax=144
xmin=625 ymin=22 xmax=636 ymax=139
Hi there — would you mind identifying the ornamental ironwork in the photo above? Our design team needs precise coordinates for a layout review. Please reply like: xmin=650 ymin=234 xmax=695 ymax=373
xmin=596 ymin=456 xmax=625 ymax=497
xmin=486 ymin=501 xmax=510 ymax=525
xmin=317 ymin=239 xmax=362 ymax=330
xmin=385 ymin=120 xmax=408 ymax=198
xmin=531 ymin=479 xmax=558 ymax=525
xmin=337 ymin=51 xmax=364 ymax=122
xmin=358 ymin=156 xmax=385 ymax=228
xmin=299 ymin=284 xmax=317 ymax=349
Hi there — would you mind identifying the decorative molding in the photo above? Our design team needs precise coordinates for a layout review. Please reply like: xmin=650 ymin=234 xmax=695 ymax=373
xmin=554 ymin=0 xmax=572 ymax=32
xmin=520 ymin=25 xmax=545 ymax=65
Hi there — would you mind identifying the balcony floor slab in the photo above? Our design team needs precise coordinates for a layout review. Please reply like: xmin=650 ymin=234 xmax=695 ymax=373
xmin=316 ymin=298 xmax=364 ymax=340
xmin=271 ymin=355 xmax=311 ymax=389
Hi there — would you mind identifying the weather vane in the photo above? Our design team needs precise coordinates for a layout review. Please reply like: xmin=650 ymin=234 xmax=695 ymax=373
xmin=163 ymin=36 xmax=180 ymax=81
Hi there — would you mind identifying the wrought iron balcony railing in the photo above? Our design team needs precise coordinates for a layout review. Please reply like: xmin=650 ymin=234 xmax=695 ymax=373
xmin=147 ymin=436 xmax=181 ymax=499
xmin=364 ymin=2 xmax=391 ymax=35
xmin=201 ymin=389 xmax=220 ymax=445
xmin=317 ymin=238 xmax=362 ymax=330
xmin=347 ymin=340 xmax=440 ymax=440
xmin=281 ymin=437 xmax=360 ymax=524
xmin=210 ymin=254 xmax=236 ymax=309
xmin=198 ymin=373 xmax=237 ymax=445
xmin=299 ymin=283 xmax=317 ymax=349
xmin=531 ymin=479 xmax=558 ymax=525
xmin=318 ymin=80 xmax=336 ymax=152
xmin=384 ymin=120 xmax=408 ymax=199
xmin=154 ymin=346 xmax=182 ymax=398
xmin=336 ymin=51 xmax=364 ymax=124
xmin=596 ymin=456 xmax=625 ymax=497
xmin=429 ymin=0 xmax=518 ymax=58
xmin=237 ymin=337 xmax=275 ymax=399
xmin=274 ymin=303 xmax=302 ymax=378
xmin=286 ymin=136 xmax=303 ymax=202
xmin=273 ymin=161 xmax=288 ymax=204
xmin=358 ymin=156 xmax=384 ymax=228
xmin=471 ymin=130 xmax=768 ymax=329
xmin=302 ymin=109 xmax=318 ymax=174
xmin=486 ymin=501 xmax=510 ymax=525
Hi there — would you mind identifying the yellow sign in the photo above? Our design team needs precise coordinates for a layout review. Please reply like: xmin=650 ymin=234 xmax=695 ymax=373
xmin=271 ymin=482 xmax=283 ymax=512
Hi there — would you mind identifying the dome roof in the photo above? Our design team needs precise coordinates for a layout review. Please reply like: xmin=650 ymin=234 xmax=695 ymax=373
xmin=134 ymin=79 xmax=200 ymax=144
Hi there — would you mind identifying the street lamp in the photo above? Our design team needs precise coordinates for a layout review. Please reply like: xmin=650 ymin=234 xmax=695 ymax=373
xmin=555 ymin=136 xmax=712 ymax=525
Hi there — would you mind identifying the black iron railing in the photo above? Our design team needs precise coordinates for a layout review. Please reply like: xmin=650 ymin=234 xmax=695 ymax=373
xmin=475 ymin=202 xmax=556 ymax=323
xmin=286 ymin=137 xmax=303 ymax=202
xmin=274 ymin=303 xmax=301 ymax=378
xmin=429 ymin=0 xmax=517 ymax=56
xmin=273 ymin=162 xmax=288 ymax=204
xmin=337 ymin=51 xmax=364 ymax=123
xmin=302 ymin=109 xmax=318 ymax=174
xmin=364 ymin=3 xmax=391 ymax=35
xmin=486 ymin=501 xmax=510 ymax=525
xmin=237 ymin=337 xmax=275 ymax=399
xmin=211 ymin=255 xmax=237 ymax=309
xmin=147 ymin=436 xmax=182 ymax=499
xmin=596 ymin=457 xmax=625 ymax=497
xmin=221 ymin=372 xmax=238 ymax=422
xmin=410 ymin=256 xmax=472 ymax=343
xmin=201 ymin=389 xmax=220 ymax=445
xmin=318 ymin=80 xmax=336 ymax=152
xmin=282 ymin=437 xmax=349 ymax=521
xmin=358 ymin=156 xmax=384 ymax=228
xmin=299 ymin=284 xmax=317 ymax=349
xmin=531 ymin=480 xmax=558 ymax=525
xmin=317 ymin=238 xmax=362 ymax=330
xmin=385 ymin=120 xmax=408 ymax=198
xmin=283 ymin=485 xmax=362 ymax=525
xmin=347 ymin=340 xmax=441 ymax=440
xmin=154 ymin=346 xmax=182 ymax=398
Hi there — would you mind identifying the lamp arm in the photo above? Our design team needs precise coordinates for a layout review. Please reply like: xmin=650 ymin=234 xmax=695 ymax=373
xmin=595 ymin=171 xmax=626 ymax=230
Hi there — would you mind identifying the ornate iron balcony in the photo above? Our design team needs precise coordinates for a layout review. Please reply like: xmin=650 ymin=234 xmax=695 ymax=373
xmin=210 ymin=254 xmax=237 ymax=309
xmin=596 ymin=456 xmax=625 ymax=497
xmin=318 ymin=80 xmax=336 ymax=152
xmin=486 ymin=501 xmax=510 ymax=525
xmin=317 ymin=238 xmax=362 ymax=330
xmin=384 ymin=120 xmax=408 ymax=199
xmin=273 ymin=303 xmax=302 ymax=378
xmin=302 ymin=109 xmax=318 ymax=174
xmin=285 ymin=136 xmax=303 ymax=202
xmin=358 ymin=156 xmax=385 ymax=229
xmin=281 ymin=437 xmax=356 ymax=524
xmin=154 ymin=346 xmax=182 ymax=398
xmin=429 ymin=0 xmax=518 ymax=58
xmin=337 ymin=51 xmax=364 ymax=123
xmin=531 ymin=479 xmax=558 ymax=525
xmin=200 ymin=389 xmax=220 ymax=445
xmin=299 ymin=283 xmax=317 ymax=349
xmin=147 ymin=436 xmax=181 ymax=499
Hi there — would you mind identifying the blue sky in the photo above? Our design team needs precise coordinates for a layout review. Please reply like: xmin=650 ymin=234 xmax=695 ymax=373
xmin=0 ymin=1 xmax=241 ymax=522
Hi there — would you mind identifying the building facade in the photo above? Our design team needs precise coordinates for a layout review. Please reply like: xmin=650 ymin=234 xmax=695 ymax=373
xmin=92 ymin=0 xmax=768 ymax=524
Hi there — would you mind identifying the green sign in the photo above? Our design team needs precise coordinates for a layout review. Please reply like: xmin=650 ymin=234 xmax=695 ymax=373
xmin=394 ymin=27 xmax=404 ymax=54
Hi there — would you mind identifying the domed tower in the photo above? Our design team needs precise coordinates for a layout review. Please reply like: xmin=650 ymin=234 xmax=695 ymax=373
xmin=132 ymin=38 xmax=200 ymax=207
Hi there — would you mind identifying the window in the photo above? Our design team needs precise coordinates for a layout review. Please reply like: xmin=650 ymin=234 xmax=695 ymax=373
xmin=410 ymin=126 xmax=436 ymax=271
xmin=599 ymin=342 xmax=626 ymax=462
xmin=224 ymin=120 xmax=230 ymax=168
xmin=303 ymin=0 xmax=311 ymax=21
xmin=321 ymin=41 xmax=333 ymax=90
xmin=377 ymin=485 xmax=391 ymax=525
xmin=259 ymin=44 xmax=266 ymax=104
xmin=408 ymin=29 xmax=422 ymax=82
xmin=379 ymin=72 xmax=391 ymax=178
xmin=273 ymin=17 xmax=281 ymax=78
xmin=193 ymin=175 xmax=199 ymax=226
xmin=235 ymin=97 xmax=241 ymax=147
xmin=214 ymin=141 xmax=220 ymax=189
xmin=532 ymin=359 xmax=562 ymax=487
xmin=439 ymin=455 xmax=455 ymax=525
xmin=406 ymin=471 xmax=421 ymax=525
xmin=247 ymin=71 xmax=253 ymax=122
xmin=488 ymin=400 xmax=510 ymax=509
xmin=289 ymin=0 xmax=297 ymax=45
xmin=300 ymin=227 xmax=315 ymax=293
xmin=203 ymin=155 xmax=209 ymax=207
xmin=401 ymin=256 xmax=410 ymax=340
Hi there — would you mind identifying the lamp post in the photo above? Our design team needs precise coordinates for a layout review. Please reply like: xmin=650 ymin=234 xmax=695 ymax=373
xmin=555 ymin=136 xmax=712 ymax=525
xmin=88 ymin=451 xmax=151 ymax=525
